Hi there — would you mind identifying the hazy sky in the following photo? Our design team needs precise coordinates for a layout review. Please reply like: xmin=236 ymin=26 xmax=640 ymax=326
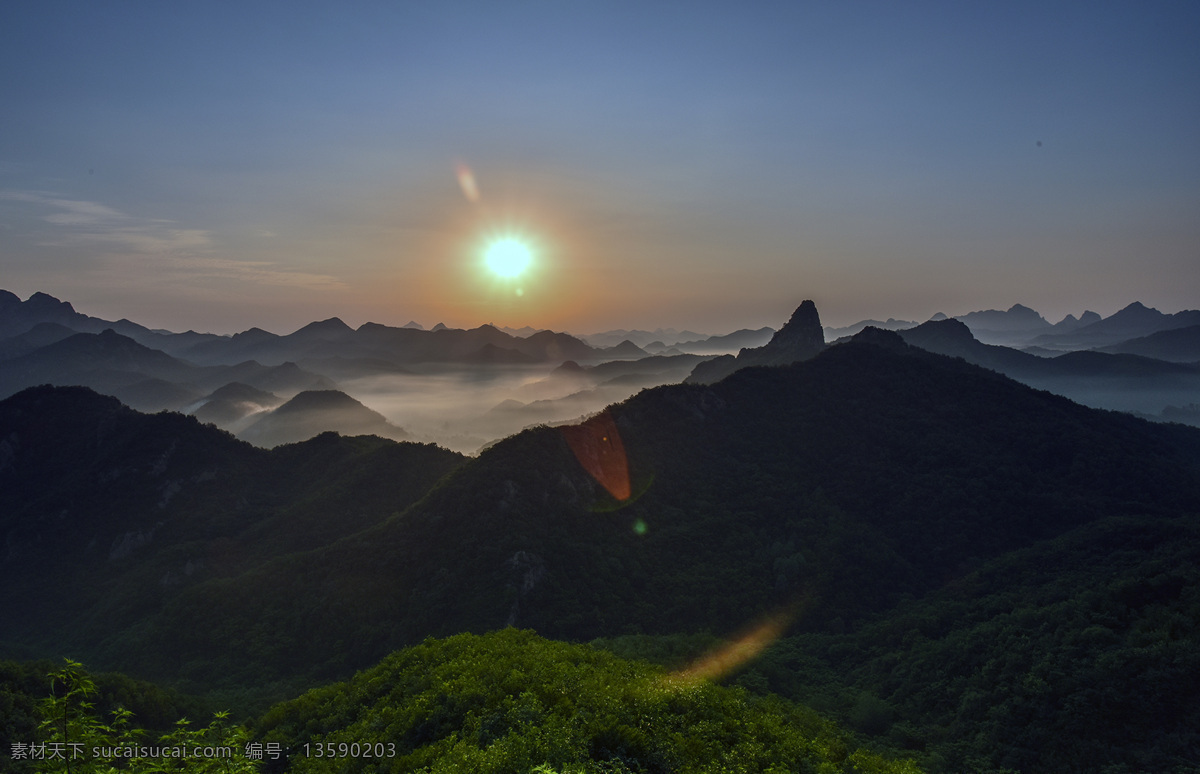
xmin=2 ymin=1 xmax=1197 ymax=335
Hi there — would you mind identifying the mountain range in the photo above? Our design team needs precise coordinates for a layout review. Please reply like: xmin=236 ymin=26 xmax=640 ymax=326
xmin=3 ymin=297 xmax=1199 ymax=771
xmin=5 ymin=290 xmax=1199 ymax=450
xmin=823 ymin=300 xmax=1200 ymax=352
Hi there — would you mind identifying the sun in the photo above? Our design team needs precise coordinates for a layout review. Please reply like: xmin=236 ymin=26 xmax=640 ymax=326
xmin=484 ymin=238 xmax=533 ymax=278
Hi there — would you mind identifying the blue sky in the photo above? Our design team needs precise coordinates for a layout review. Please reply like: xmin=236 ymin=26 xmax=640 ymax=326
xmin=2 ymin=1 xmax=1197 ymax=334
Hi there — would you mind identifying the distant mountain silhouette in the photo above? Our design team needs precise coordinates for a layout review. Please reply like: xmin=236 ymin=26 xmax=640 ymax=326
xmin=288 ymin=317 xmax=355 ymax=343
xmin=823 ymin=318 xmax=916 ymax=340
xmin=1098 ymin=324 xmax=1200 ymax=362
xmin=1030 ymin=302 xmax=1200 ymax=349
xmin=0 ymin=326 xmax=334 ymax=411
xmin=0 ymin=329 xmax=196 ymax=401
xmin=0 ymin=321 xmax=78 ymax=359
xmin=499 ymin=324 xmax=541 ymax=337
xmin=1051 ymin=310 xmax=1102 ymax=332
xmin=900 ymin=318 xmax=1200 ymax=377
xmin=462 ymin=342 xmax=540 ymax=365
xmin=898 ymin=318 xmax=1039 ymax=373
xmin=178 ymin=319 xmax=602 ymax=367
xmin=956 ymin=303 xmax=1051 ymax=337
xmin=189 ymin=382 xmax=283 ymax=427
xmin=597 ymin=340 xmax=649 ymax=359
xmin=0 ymin=290 xmax=222 ymax=355
xmin=581 ymin=327 xmax=709 ymax=349
xmin=239 ymin=389 xmax=409 ymax=447
xmin=686 ymin=300 xmax=824 ymax=384
xmin=667 ymin=327 xmax=775 ymax=355
xmin=897 ymin=318 xmax=1200 ymax=416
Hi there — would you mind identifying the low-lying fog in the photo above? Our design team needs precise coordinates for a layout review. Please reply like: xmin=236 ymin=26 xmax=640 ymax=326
xmin=340 ymin=361 xmax=689 ymax=455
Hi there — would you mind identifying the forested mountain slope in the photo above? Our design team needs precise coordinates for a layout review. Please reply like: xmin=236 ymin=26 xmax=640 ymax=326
xmin=5 ymin=328 xmax=1199 ymax=771
xmin=0 ymin=385 xmax=467 ymax=684
xmin=60 ymin=329 xmax=1199 ymax=696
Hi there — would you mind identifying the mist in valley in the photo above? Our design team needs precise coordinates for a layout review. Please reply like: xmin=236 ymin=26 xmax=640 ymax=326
xmin=340 ymin=358 xmax=704 ymax=454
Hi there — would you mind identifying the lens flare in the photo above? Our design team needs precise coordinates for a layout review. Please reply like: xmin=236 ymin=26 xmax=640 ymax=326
xmin=561 ymin=410 xmax=631 ymax=502
xmin=456 ymin=163 xmax=480 ymax=203
xmin=665 ymin=605 xmax=799 ymax=688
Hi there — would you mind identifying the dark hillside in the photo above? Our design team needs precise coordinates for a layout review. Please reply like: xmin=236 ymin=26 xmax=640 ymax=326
xmin=0 ymin=386 xmax=467 ymax=675
xmin=132 ymin=332 xmax=1200 ymax=693
xmin=743 ymin=512 xmax=1200 ymax=773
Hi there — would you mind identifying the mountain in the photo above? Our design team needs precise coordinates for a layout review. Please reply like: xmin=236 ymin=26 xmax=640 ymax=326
xmin=239 ymin=389 xmax=409 ymax=447
xmin=0 ymin=321 xmax=78 ymax=359
xmin=824 ymin=318 xmax=916 ymax=340
xmin=0 ymin=328 xmax=197 ymax=401
xmin=10 ymin=321 xmax=1192 ymax=683
xmin=686 ymin=299 xmax=824 ymax=383
xmin=897 ymin=318 xmax=1200 ymax=415
xmin=1051 ymin=309 xmax=1102 ymax=332
xmin=0 ymin=384 xmax=465 ymax=682
xmin=498 ymin=324 xmax=540 ymax=337
xmin=669 ymin=326 xmax=776 ymax=354
xmin=957 ymin=303 xmax=1049 ymax=332
xmin=4 ymin=312 xmax=1200 ymax=770
xmin=182 ymin=320 xmax=603 ymax=368
xmin=0 ymin=327 xmax=335 ymax=413
xmin=580 ymin=327 xmax=709 ymax=349
xmin=1031 ymin=301 xmax=1200 ymax=349
xmin=188 ymin=382 xmax=283 ymax=429
xmin=1098 ymin=324 xmax=1200 ymax=362
xmin=0 ymin=290 xmax=226 ymax=355
xmin=287 ymin=316 xmax=355 ymax=344
xmin=0 ymin=291 xmax=97 ymax=337
xmin=461 ymin=342 xmax=541 ymax=365
xmin=596 ymin=339 xmax=649 ymax=359
xmin=898 ymin=318 xmax=1043 ymax=373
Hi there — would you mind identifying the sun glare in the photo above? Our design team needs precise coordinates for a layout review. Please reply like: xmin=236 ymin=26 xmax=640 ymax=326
xmin=484 ymin=238 xmax=533 ymax=278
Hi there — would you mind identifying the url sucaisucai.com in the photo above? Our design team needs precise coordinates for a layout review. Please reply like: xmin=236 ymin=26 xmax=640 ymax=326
xmin=10 ymin=742 xmax=238 ymax=761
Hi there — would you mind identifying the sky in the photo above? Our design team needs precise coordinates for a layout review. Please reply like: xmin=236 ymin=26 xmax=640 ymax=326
xmin=1 ymin=0 xmax=1197 ymax=335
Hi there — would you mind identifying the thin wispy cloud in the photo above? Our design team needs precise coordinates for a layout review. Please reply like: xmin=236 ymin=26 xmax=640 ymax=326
xmin=0 ymin=190 xmax=212 ymax=251
xmin=0 ymin=190 xmax=345 ymax=291
xmin=137 ymin=255 xmax=348 ymax=291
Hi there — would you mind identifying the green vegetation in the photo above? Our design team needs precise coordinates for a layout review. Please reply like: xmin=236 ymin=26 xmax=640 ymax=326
xmin=594 ymin=514 xmax=1200 ymax=773
xmin=254 ymin=629 xmax=920 ymax=774
xmin=9 ymin=642 xmax=919 ymax=774
xmin=9 ymin=660 xmax=256 ymax=773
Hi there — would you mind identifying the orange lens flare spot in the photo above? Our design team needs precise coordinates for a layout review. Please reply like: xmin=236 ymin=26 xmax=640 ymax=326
xmin=667 ymin=606 xmax=797 ymax=688
xmin=561 ymin=410 xmax=631 ymax=502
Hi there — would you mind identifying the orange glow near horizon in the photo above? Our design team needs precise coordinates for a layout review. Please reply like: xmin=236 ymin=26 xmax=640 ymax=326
xmin=364 ymin=165 xmax=619 ymax=331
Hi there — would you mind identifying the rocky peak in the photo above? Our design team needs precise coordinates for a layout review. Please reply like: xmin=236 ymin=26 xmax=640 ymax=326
xmin=686 ymin=299 xmax=826 ymax=384
xmin=758 ymin=299 xmax=824 ymax=360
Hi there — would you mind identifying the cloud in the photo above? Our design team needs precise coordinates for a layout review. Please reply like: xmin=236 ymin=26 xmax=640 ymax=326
xmin=0 ymin=190 xmax=346 ymax=291
xmin=99 ymin=253 xmax=348 ymax=292
xmin=0 ymin=190 xmax=212 ymax=252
